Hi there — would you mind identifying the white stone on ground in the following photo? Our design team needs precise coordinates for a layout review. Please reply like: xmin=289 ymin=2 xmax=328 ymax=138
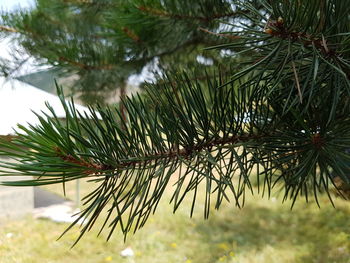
xmin=120 ymin=247 xmax=134 ymax=257
xmin=33 ymin=202 xmax=84 ymax=224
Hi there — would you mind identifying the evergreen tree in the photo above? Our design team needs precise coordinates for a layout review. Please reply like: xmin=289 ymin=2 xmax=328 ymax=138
xmin=0 ymin=0 xmax=349 ymax=243
xmin=0 ymin=0 xmax=238 ymax=104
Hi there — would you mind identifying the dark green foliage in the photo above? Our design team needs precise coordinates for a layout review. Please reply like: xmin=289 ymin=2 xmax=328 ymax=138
xmin=0 ymin=0 xmax=349 ymax=242
xmin=0 ymin=0 xmax=237 ymax=103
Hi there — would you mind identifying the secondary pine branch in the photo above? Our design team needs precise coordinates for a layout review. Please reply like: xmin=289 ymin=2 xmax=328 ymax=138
xmin=138 ymin=5 xmax=243 ymax=22
xmin=55 ymin=133 xmax=266 ymax=173
xmin=55 ymin=147 xmax=113 ymax=174
xmin=122 ymin=27 xmax=141 ymax=43
xmin=0 ymin=25 xmax=18 ymax=32
xmin=58 ymin=56 xmax=115 ymax=70
xmin=265 ymin=18 xmax=336 ymax=56
xmin=265 ymin=17 xmax=350 ymax=80
xmin=198 ymin=27 xmax=241 ymax=40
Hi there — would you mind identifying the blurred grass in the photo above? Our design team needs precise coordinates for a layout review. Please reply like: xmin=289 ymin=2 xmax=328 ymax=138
xmin=0 ymin=179 xmax=350 ymax=263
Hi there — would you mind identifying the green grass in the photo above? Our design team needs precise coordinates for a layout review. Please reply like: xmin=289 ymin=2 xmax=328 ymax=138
xmin=1 ymin=181 xmax=350 ymax=263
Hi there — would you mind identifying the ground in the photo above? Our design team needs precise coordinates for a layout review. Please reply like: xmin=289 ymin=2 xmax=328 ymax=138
xmin=0 ymin=180 xmax=349 ymax=263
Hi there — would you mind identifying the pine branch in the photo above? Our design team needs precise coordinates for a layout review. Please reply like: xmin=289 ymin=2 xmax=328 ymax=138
xmin=121 ymin=27 xmax=141 ymax=43
xmin=265 ymin=20 xmax=350 ymax=81
xmin=1 ymin=70 xmax=349 ymax=241
xmin=1 ymin=0 xmax=350 ymax=243
xmin=58 ymin=56 xmax=115 ymax=70
xmin=0 ymin=76 xmax=274 ymax=240
xmin=55 ymin=134 xmax=267 ymax=172
xmin=0 ymin=25 xmax=17 ymax=32
xmin=137 ymin=5 xmax=244 ymax=22
xmin=265 ymin=18 xmax=338 ymax=57
xmin=198 ymin=27 xmax=241 ymax=40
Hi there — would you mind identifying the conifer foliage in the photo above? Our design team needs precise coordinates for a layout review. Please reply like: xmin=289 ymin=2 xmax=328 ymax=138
xmin=0 ymin=0 xmax=349 ymax=242
xmin=0 ymin=0 xmax=235 ymax=103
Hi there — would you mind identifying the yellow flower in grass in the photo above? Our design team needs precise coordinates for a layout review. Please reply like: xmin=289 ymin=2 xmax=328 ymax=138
xmin=185 ymin=260 xmax=192 ymax=263
xmin=104 ymin=256 xmax=113 ymax=262
xmin=229 ymin=251 xmax=235 ymax=257
xmin=217 ymin=242 xmax=230 ymax=251
xmin=219 ymin=255 xmax=227 ymax=262
xmin=170 ymin=242 xmax=177 ymax=248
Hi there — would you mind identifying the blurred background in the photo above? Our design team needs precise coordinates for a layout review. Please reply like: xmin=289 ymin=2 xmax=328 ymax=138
xmin=0 ymin=1 xmax=349 ymax=263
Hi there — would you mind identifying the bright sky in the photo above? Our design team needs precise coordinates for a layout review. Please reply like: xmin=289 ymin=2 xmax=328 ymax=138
xmin=0 ymin=0 xmax=148 ymax=83
xmin=0 ymin=0 xmax=94 ymax=136
xmin=0 ymin=0 xmax=39 ymax=76
xmin=0 ymin=0 xmax=33 ymax=11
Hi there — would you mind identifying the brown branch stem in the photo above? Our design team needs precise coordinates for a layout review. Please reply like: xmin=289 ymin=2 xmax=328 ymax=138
xmin=58 ymin=56 xmax=114 ymax=70
xmin=122 ymin=27 xmax=141 ymax=43
xmin=55 ymin=147 xmax=112 ymax=174
xmin=138 ymin=6 xmax=243 ymax=22
xmin=0 ymin=25 xmax=18 ymax=33
xmin=55 ymin=134 xmax=265 ymax=174
xmin=198 ymin=27 xmax=240 ymax=40
xmin=266 ymin=20 xmax=335 ymax=56
xmin=265 ymin=19 xmax=350 ymax=80
xmin=119 ymin=82 xmax=127 ymax=123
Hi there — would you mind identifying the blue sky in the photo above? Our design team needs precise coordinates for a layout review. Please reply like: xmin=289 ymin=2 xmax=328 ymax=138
xmin=0 ymin=0 xmax=33 ymax=10
xmin=0 ymin=0 xmax=37 ymax=75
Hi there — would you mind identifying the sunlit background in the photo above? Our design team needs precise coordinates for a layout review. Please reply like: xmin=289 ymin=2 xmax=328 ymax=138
xmin=0 ymin=0 xmax=32 ymax=11
xmin=0 ymin=1 xmax=349 ymax=263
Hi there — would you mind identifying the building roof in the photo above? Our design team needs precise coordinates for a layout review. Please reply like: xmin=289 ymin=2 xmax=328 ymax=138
xmin=16 ymin=68 xmax=59 ymax=95
xmin=0 ymin=77 xmax=90 ymax=135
